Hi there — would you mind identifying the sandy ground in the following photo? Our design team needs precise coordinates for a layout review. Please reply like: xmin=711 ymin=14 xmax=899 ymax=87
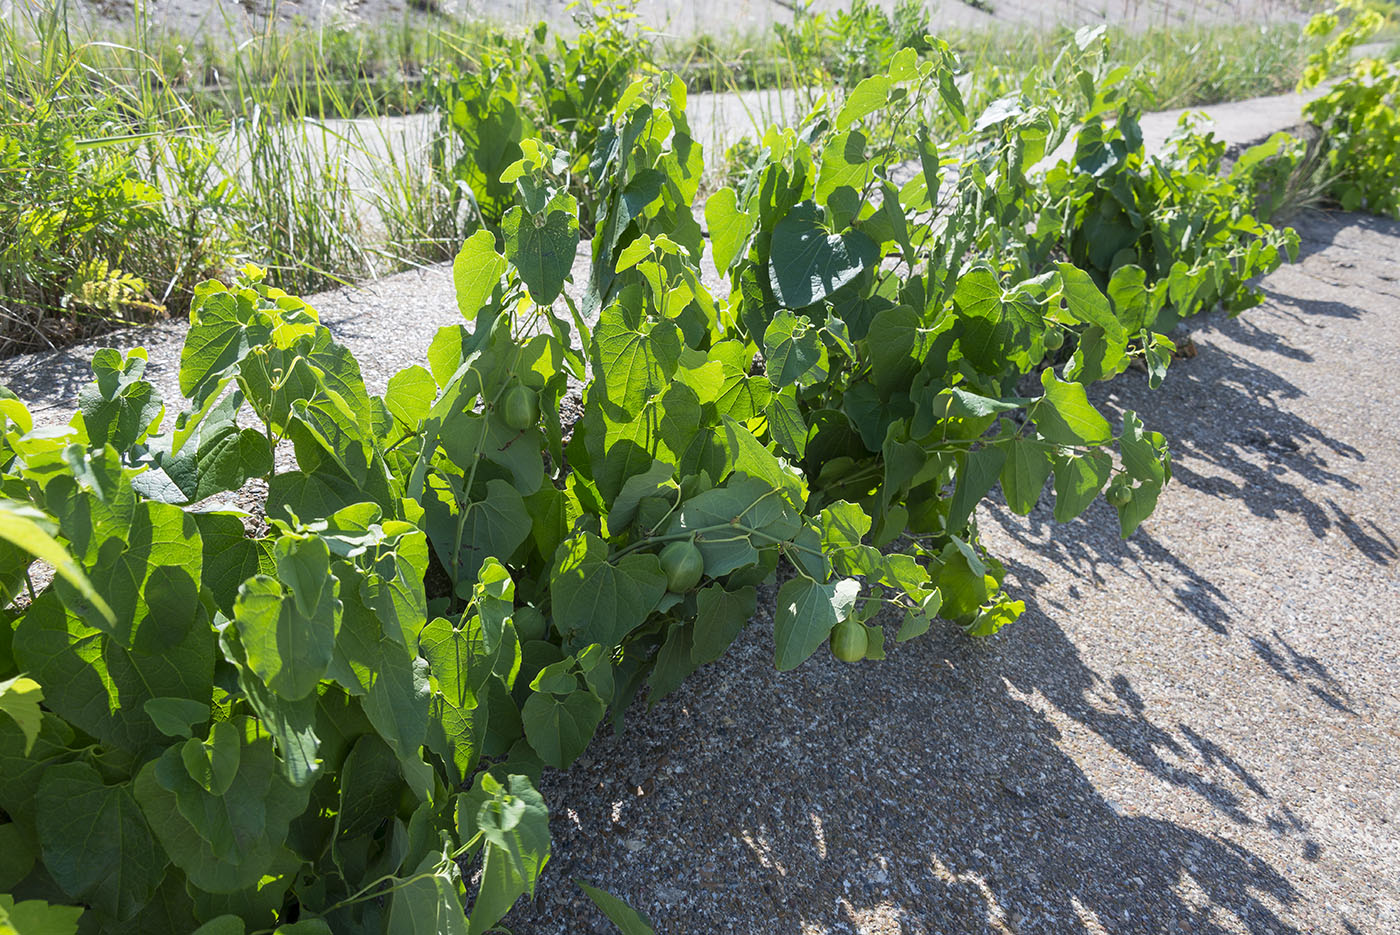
xmin=2 ymin=87 xmax=1397 ymax=934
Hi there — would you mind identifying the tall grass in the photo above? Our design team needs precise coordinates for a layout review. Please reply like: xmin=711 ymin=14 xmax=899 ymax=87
xmin=0 ymin=0 xmax=468 ymax=353
xmin=0 ymin=1 xmax=240 ymax=353
xmin=954 ymin=21 xmax=1319 ymax=111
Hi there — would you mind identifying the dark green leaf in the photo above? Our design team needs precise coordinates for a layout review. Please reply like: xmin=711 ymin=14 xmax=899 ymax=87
xmin=948 ymin=444 xmax=1008 ymax=531
xmin=1051 ymin=450 xmax=1114 ymax=522
xmin=521 ymin=686 xmax=605 ymax=769
xmin=773 ymin=576 xmax=860 ymax=671
xmin=578 ymin=881 xmax=656 ymax=935
xmin=502 ymin=200 xmax=580 ymax=306
xmin=36 ymin=761 xmax=165 ymax=920
xmin=690 ymin=584 xmax=756 ymax=666
xmin=769 ymin=202 xmax=879 ymax=309
xmin=1000 ymin=438 xmax=1053 ymax=515
xmin=550 ymin=533 xmax=666 ymax=648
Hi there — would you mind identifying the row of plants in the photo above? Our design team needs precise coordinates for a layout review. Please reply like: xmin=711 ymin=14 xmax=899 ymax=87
xmin=3 ymin=0 xmax=1347 ymax=359
xmin=0 ymin=20 xmax=1309 ymax=930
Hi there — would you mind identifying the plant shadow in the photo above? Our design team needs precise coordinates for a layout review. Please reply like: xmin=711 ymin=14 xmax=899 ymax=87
xmin=504 ymin=581 xmax=1326 ymax=934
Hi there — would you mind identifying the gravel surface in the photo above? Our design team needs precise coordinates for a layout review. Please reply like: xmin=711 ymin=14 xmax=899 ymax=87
xmin=3 ymin=90 xmax=1397 ymax=934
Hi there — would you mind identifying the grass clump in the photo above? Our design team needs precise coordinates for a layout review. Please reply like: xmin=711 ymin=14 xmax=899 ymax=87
xmin=0 ymin=3 xmax=241 ymax=354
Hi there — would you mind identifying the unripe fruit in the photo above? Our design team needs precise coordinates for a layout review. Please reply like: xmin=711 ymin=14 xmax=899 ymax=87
xmin=1106 ymin=483 xmax=1133 ymax=507
xmin=514 ymin=605 xmax=548 ymax=642
xmin=830 ymin=620 xmax=868 ymax=663
xmin=502 ymin=384 xmax=539 ymax=430
xmin=1043 ymin=326 xmax=1065 ymax=351
xmin=659 ymin=540 xmax=704 ymax=593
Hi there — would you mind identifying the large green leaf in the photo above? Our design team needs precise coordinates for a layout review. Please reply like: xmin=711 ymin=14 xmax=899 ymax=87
xmin=59 ymin=500 xmax=202 ymax=653
xmin=768 ymin=202 xmax=878 ymax=309
xmin=773 ymin=576 xmax=860 ymax=671
xmin=763 ymin=311 xmax=827 ymax=388
xmin=549 ymin=533 xmax=666 ymax=648
xmin=1000 ymin=437 xmax=1054 ymax=515
xmin=522 ymin=685 xmax=605 ymax=769
xmin=0 ymin=713 xmax=74 ymax=832
xmin=606 ymin=460 xmax=675 ymax=533
xmin=438 ymin=410 xmax=544 ymax=494
xmin=336 ymin=734 xmax=402 ymax=842
xmin=232 ymin=536 xmax=341 ymax=702
xmin=190 ymin=916 xmax=245 ymax=935
xmin=1119 ymin=410 xmax=1168 ymax=483
xmin=418 ymin=615 xmax=497 ymax=784
xmin=813 ymin=129 xmax=873 ymax=201
xmin=78 ymin=348 xmax=163 ymax=452
xmin=953 ymin=265 xmax=1014 ymax=375
xmin=836 ymin=76 xmax=891 ymax=130
xmin=453 ymin=229 xmax=507 ymax=318
xmin=387 ymin=863 xmax=467 ymax=935
xmin=1056 ymin=263 xmax=1125 ymax=340
xmin=592 ymin=310 xmax=681 ymax=421
xmin=134 ymin=726 xmax=309 ymax=894
xmin=454 ymin=479 xmax=532 ymax=587
xmin=465 ymin=844 xmax=522 ymax=935
xmin=866 ymin=305 xmax=930 ymax=397
xmin=179 ymin=288 xmax=270 ymax=400
xmin=765 ymin=388 xmax=807 ymax=460
xmin=1051 ymin=450 xmax=1114 ymax=522
xmin=12 ymin=592 xmax=214 ymax=756
xmin=194 ymin=512 xmax=270 ymax=621
xmin=947 ymin=443 xmax=1008 ymax=531
xmin=155 ymin=394 xmax=272 ymax=505
xmin=502 ymin=198 xmax=579 ymax=306
xmin=35 ymin=761 xmax=166 ymax=920
xmin=703 ymin=187 xmax=754 ymax=275
xmin=690 ymin=585 xmax=757 ymax=666
xmin=1033 ymin=369 xmax=1113 ymax=446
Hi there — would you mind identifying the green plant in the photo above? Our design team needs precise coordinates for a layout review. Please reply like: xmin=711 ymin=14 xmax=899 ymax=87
xmin=1299 ymin=3 xmax=1400 ymax=219
xmin=431 ymin=34 xmax=535 ymax=229
xmin=1232 ymin=129 xmax=1336 ymax=223
xmin=0 ymin=53 xmax=1193 ymax=932
xmin=1306 ymin=58 xmax=1400 ymax=216
xmin=1 ymin=1 xmax=1326 ymax=920
xmin=699 ymin=50 xmax=1181 ymax=634
xmin=432 ymin=1 xmax=656 ymax=233
xmin=0 ymin=4 xmax=240 ymax=354
xmin=1036 ymin=111 xmax=1300 ymax=330
xmin=773 ymin=0 xmax=932 ymax=90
